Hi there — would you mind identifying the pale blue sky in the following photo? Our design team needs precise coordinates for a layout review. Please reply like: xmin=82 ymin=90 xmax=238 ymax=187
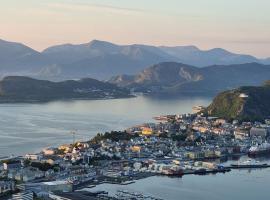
xmin=0 ymin=0 xmax=269 ymax=57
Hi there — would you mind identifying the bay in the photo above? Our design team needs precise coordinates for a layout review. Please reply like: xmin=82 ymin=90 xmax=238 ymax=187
xmin=0 ymin=96 xmax=211 ymax=156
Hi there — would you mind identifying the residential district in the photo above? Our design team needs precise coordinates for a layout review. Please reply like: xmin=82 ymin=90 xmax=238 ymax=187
xmin=1 ymin=110 xmax=270 ymax=200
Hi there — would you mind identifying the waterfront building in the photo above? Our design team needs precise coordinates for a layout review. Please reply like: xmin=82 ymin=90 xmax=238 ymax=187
xmin=40 ymin=181 xmax=73 ymax=193
xmin=3 ymin=161 xmax=22 ymax=171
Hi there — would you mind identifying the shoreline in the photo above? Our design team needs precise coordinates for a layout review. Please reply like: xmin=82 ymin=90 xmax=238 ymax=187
xmin=0 ymin=94 xmax=135 ymax=104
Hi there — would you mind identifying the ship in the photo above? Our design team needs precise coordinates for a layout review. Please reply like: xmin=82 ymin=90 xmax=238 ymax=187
xmin=160 ymin=168 xmax=184 ymax=177
xmin=230 ymin=159 xmax=269 ymax=169
xmin=248 ymin=142 xmax=270 ymax=156
xmin=153 ymin=115 xmax=175 ymax=121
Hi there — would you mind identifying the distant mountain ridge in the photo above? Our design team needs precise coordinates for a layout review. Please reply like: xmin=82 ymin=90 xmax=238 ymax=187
xmin=0 ymin=39 xmax=269 ymax=80
xmin=0 ymin=76 xmax=131 ymax=102
xmin=110 ymin=62 xmax=270 ymax=96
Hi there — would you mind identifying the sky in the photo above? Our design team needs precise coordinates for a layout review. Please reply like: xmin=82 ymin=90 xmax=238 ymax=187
xmin=0 ymin=0 xmax=269 ymax=58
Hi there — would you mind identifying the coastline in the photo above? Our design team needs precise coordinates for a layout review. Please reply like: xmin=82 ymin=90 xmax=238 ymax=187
xmin=1 ymin=103 xmax=270 ymax=199
xmin=0 ymin=94 xmax=135 ymax=104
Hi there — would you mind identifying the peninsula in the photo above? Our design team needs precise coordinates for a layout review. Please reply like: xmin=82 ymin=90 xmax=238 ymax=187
xmin=0 ymin=76 xmax=132 ymax=103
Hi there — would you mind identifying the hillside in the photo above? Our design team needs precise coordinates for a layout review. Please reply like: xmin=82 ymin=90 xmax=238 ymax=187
xmin=0 ymin=39 xmax=269 ymax=80
xmin=207 ymin=81 xmax=270 ymax=121
xmin=0 ymin=76 xmax=132 ymax=102
xmin=110 ymin=62 xmax=270 ymax=96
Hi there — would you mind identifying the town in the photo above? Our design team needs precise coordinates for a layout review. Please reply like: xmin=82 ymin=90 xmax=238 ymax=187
xmin=1 ymin=111 xmax=270 ymax=200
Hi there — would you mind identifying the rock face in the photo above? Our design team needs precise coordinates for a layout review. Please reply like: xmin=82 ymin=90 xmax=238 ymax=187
xmin=0 ymin=76 xmax=132 ymax=102
xmin=207 ymin=81 xmax=270 ymax=121
xmin=110 ymin=62 xmax=270 ymax=96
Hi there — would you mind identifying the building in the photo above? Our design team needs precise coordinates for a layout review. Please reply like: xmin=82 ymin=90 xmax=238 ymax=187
xmin=3 ymin=161 xmax=22 ymax=171
xmin=131 ymin=146 xmax=141 ymax=152
xmin=239 ymin=93 xmax=249 ymax=98
xmin=42 ymin=148 xmax=56 ymax=156
xmin=234 ymin=129 xmax=249 ymax=140
xmin=13 ymin=167 xmax=44 ymax=182
xmin=24 ymin=154 xmax=41 ymax=161
xmin=186 ymin=151 xmax=205 ymax=159
xmin=40 ymin=181 xmax=73 ymax=192
xmin=141 ymin=127 xmax=153 ymax=136
xmin=0 ymin=181 xmax=15 ymax=195
xmin=250 ymin=127 xmax=268 ymax=138
xmin=11 ymin=192 xmax=33 ymax=200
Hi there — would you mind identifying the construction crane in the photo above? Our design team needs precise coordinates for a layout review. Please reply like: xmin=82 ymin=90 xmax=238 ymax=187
xmin=70 ymin=130 xmax=77 ymax=146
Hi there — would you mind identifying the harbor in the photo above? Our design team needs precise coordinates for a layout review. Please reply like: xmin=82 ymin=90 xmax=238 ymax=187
xmin=1 ymin=109 xmax=270 ymax=199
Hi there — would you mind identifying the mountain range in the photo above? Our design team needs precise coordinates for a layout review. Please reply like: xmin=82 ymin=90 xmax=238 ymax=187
xmin=110 ymin=62 xmax=270 ymax=96
xmin=0 ymin=39 xmax=269 ymax=80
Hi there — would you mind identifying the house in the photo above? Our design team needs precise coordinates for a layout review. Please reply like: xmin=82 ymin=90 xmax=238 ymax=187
xmin=215 ymin=119 xmax=226 ymax=125
xmin=141 ymin=127 xmax=153 ymax=136
xmin=0 ymin=181 xmax=15 ymax=195
xmin=43 ymin=148 xmax=56 ymax=156
xmin=3 ymin=160 xmax=22 ymax=170
xmin=11 ymin=167 xmax=44 ymax=182
xmin=25 ymin=154 xmax=41 ymax=161
xmin=234 ymin=129 xmax=249 ymax=140
xmin=186 ymin=151 xmax=205 ymax=159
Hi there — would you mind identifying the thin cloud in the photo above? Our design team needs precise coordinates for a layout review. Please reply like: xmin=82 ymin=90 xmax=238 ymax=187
xmin=228 ymin=39 xmax=270 ymax=44
xmin=46 ymin=2 xmax=146 ymax=15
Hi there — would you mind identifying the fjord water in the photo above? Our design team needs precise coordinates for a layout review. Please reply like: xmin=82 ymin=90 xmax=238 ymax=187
xmin=0 ymin=96 xmax=211 ymax=156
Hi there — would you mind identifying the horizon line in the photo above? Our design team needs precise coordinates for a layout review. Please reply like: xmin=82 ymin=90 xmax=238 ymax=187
xmin=0 ymin=37 xmax=269 ymax=59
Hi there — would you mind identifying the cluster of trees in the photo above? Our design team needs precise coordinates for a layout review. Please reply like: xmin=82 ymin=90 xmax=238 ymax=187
xmin=90 ymin=131 xmax=139 ymax=143
xmin=23 ymin=160 xmax=59 ymax=172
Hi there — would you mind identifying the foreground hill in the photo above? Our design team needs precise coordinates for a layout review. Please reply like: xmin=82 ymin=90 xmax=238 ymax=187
xmin=0 ymin=39 xmax=269 ymax=80
xmin=207 ymin=81 xmax=270 ymax=122
xmin=110 ymin=62 xmax=270 ymax=96
xmin=0 ymin=76 xmax=132 ymax=102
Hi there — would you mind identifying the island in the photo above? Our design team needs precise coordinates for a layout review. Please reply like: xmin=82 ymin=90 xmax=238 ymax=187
xmin=0 ymin=76 xmax=133 ymax=103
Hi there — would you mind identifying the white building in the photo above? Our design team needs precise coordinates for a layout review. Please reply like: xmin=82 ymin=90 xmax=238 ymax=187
xmin=250 ymin=127 xmax=268 ymax=138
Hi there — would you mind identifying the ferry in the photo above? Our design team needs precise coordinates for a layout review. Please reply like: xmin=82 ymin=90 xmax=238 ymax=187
xmin=230 ymin=159 xmax=269 ymax=169
xmin=248 ymin=142 xmax=270 ymax=156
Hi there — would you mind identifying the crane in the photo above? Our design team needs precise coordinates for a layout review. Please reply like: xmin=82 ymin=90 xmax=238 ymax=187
xmin=70 ymin=130 xmax=77 ymax=146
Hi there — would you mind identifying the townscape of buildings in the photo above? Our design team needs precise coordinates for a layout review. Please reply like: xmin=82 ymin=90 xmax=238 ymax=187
xmin=1 ymin=112 xmax=270 ymax=200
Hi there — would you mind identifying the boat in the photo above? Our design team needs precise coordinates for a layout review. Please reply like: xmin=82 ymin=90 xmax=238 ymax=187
xmin=194 ymin=168 xmax=207 ymax=175
xmin=248 ymin=142 xmax=270 ymax=156
xmin=230 ymin=159 xmax=269 ymax=169
xmin=161 ymin=168 xmax=184 ymax=177
xmin=153 ymin=115 xmax=168 ymax=121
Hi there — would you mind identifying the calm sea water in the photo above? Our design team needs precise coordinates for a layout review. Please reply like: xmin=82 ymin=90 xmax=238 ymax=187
xmin=0 ymin=96 xmax=211 ymax=156
xmin=85 ymin=156 xmax=270 ymax=200
xmin=90 ymin=167 xmax=270 ymax=200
